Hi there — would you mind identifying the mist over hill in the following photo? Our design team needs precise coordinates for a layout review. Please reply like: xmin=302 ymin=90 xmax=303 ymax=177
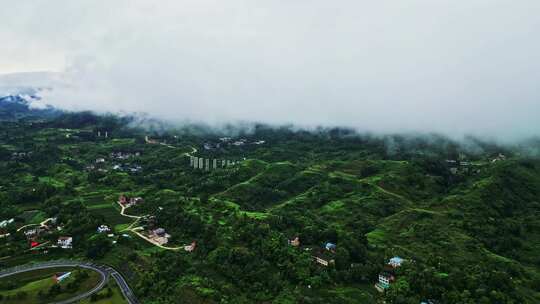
xmin=2 ymin=80 xmax=540 ymax=159
xmin=1 ymin=70 xmax=540 ymax=149
xmin=2 ymin=1 xmax=540 ymax=142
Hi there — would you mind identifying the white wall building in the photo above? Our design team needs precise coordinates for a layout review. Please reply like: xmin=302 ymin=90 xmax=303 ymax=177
xmin=57 ymin=236 xmax=73 ymax=249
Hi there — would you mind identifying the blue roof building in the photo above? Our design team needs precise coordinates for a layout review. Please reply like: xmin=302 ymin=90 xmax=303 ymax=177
xmin=389 ymin=256 xmax=404 ymax=267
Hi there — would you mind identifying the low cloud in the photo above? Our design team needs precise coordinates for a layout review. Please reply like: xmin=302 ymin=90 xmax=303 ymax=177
xmin=1 ymin=1 xmax=540 ymax=142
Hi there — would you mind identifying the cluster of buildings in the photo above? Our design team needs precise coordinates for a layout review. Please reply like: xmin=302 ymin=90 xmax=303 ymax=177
xmin=205 ymin=138 xmax=249 ymax=149
xmin=311 ymin=242 xmax=337 ymax=267
xmin=110 ymin=151 xmax=143 ymax=172
xmin=445 ymin=159 xmax=481 ymax=175
xmin=189 ymin=156 xmax=243 ymax=171
xmin=375 ymin=256 xmax=405 ymax=292
xmin=204 ymin=137 xmax=266 ymax=150
xmin=113 ymin=164 xmax=142 ymax=173
xmin=287 ymin=236 xmax=338 ymax=267
xmin=446 ymin=153 xmax=507 ymax=175
xmin=446 ymin=159 xmax=488 ymax=175
xmin=221 ymin=137 xmax=266 ymax=146
xmin=110 ymin=151 xmax=141 ymax=160
xmin=11 ymin=217 xmax=73 ymax=250
xmin=86 ymin=152 xmax=143 ymax=174
xmin=133 ymin=207 xmax=198 ymax=251
xmin=20 ymin=218 xmax=72 ymax=250
xmin=23 ymin=218 xmax=65 ymax=249
xmin=136 ymin=212 xmax=171 ymax=246
xmin=119 ymin=195 xmax=144 ymax=208
xmin=134 ymin=212 xmax=197 ymax=251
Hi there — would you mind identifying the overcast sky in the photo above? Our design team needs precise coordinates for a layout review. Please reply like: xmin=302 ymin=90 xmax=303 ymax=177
xmin=1 ymin=1 xmax=539 ymax=140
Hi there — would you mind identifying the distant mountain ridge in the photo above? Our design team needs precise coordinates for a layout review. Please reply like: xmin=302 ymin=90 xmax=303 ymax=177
xmin=0 ymin=93 xmax=60 ymax=120
xmin=0 ymin=94 xmax=40 ymax=105
xmin=0 ymin=72 xmax=66 ymax=120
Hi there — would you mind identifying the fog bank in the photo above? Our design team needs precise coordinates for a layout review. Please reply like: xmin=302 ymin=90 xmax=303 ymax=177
xmin=1 ymin=1 xmax=539 ymax=141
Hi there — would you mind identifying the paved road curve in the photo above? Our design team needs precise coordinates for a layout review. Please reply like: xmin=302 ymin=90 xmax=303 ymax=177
xmin=0 ymin=260 xmax=139 ymax=304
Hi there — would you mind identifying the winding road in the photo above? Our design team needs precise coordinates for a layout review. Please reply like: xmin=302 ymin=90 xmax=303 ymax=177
xmin=144 ymin=135 xmax=198 ymax=156
xmin=0 ymin=260 xmax=139 ymax=304
xmin=15 ymin=217 xmax=55 ymax=232
xmin=120 ymin=141 xmax=197 ymax=251
xmin=118 ymin=202 xmax=183 ymax=251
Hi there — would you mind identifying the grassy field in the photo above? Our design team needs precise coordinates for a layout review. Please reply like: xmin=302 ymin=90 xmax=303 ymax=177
xmin=0 ymin=267 xmax=101 ymax=304
xmin=0 ymin=276 xmax=57 ymax=303
xmin=79 ymin=281 xmax=128 ymax=304
xmin=89 ymin=207 xmax=131 ymax=226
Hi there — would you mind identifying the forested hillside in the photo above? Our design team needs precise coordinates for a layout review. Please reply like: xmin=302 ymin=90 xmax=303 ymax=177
xmin=0 ymin=113 xmax=539 ymax=303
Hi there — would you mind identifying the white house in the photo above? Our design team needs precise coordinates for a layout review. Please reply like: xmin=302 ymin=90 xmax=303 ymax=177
xmin=97 ymin=225 xmax=111 ymax=233
xmin=57 ymin=236 xmax=73 ymax=249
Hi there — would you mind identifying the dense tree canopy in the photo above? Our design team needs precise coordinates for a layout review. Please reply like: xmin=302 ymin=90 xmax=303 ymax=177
xmin=0 ymin=114 xmax=539 ymax=303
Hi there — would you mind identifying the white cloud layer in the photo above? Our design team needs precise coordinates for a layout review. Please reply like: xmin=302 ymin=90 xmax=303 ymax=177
xmin=1 ymin=0 xmax=539 ymax=140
